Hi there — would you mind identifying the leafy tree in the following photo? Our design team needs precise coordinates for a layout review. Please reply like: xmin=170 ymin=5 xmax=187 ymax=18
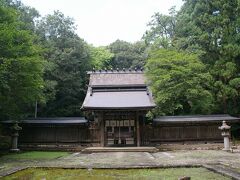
xmin=143 ymin=6 xmax=177 ymax=49
xmin=36 ymin=11 xmax=91 ymax=116
xmin=174 ymin=0 xmax=240 ymax=114
xmin=146 ymin=1 xmax=240 ymax=115
xmin=89 ymin=46 xmax=114 ymax=69
xmin=145 ymin=49 xmax=213 ymax=115
xmin=108 ymin=40 xmax=147 ymax=69
xmin=130 ymin=41 xmax=148 ymax=69
xmin=0 ymin=0 xmax=45 ymax=120
xmin=211 ymin=60 xmax=240 ymax=114
xmin=108 ymin=40 xmax=134 ymax=69
xmin=175 ymin=0 xmax=240 ymax=61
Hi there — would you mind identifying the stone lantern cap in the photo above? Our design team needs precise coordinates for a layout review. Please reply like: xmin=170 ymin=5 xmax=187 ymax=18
xmin=219 ymin=121 xmax=231 ymax=130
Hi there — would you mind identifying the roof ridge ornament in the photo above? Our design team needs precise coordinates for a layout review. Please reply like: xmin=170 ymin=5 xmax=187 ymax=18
xmin=87 ymin=67 xmax=145 ymax=74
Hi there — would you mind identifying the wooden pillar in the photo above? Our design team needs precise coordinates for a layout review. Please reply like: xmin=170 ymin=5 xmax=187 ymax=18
xmin=136 ymin=111 xmax=140 ymax=147
xmin=54 ymin=125 xmax=57 ymax=144
xmin=100 ymin=112 xmax=105 ymax=147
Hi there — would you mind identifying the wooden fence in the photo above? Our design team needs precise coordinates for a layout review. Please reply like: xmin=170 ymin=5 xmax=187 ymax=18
xmin=19 ymin=122 xmax=224 ymax=148
xmin=140 ymin=123 xmax=222 ymax=145
xmin=19 ymin=124 xmax=101 ymax=146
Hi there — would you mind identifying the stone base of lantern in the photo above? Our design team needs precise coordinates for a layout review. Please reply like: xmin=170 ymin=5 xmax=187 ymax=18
xmin=9 ymin=148 xmax=20 ymax=152
xmin=219 ymin=121 xmax=231 ymax=152
xmin=10 ymin=131 xmax=20 ymax=153
xmin=222 ymin=148 xmax=231 ymax=151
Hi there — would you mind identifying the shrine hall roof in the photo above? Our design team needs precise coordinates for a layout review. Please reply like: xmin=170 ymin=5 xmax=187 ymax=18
xmin=82 ymin=69 xmax=156 ymax=110
xmin=87 ymin=69 xmax=146 ymax=86
xmin=82 ymin=91 xmax=155 ymax=110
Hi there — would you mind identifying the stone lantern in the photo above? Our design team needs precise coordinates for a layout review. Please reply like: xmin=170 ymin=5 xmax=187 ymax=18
xmin=218 ymin=121 xmax=231 ymax=151
xmin=10 ymin=122 xmax=22 ymax=152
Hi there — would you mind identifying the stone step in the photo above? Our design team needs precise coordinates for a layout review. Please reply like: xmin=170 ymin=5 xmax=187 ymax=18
xmin=203 ymin=164 xmax=240 ymax=180
xmin=81 ymin=147 xmax=159 ymax=153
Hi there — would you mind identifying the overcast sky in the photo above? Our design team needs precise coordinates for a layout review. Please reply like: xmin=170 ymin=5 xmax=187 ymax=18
xmin=21 ymin=0 xmax=183 ymax=46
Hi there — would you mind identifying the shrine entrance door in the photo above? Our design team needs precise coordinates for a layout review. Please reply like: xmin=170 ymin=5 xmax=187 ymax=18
xmin=104 ymin=112 xmax=136 ymax=146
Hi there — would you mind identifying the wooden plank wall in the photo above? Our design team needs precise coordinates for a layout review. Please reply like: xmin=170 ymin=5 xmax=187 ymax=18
xmin=19 ymin=123 xmax=223 ymax=146
xmin=19 ymin=125 xmax=100 ymax=145
xmin=141 ymin=123 xmax=222 ymax=145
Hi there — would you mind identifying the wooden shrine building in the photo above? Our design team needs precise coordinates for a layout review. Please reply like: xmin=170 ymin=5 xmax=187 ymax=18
xmin=2 ymin=69 xmax=240 ymax=150
xmin=81 ymin=69 xmax=156 ymax=147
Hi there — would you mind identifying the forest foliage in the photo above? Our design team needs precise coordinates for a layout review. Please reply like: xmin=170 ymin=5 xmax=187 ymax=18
xmin=145 ymin=0 xmax=240 ymax=116
xmin=0 ymin=0 xmax=239 ymax=120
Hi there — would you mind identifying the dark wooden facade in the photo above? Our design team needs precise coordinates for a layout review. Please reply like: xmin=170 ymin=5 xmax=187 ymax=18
xmin=103 ymin=111 xmax=136 ymax=146
xmin=13 ymin=115 xmax=239 ymax=149
xmin=19 ymin=124 xmax=100 ymax=145
xmin=96 ymin=111 xmax=147 ymax=147
xmin=141 ymin=123 xmax=222 ymax=145
xmin=14 ymin=117 xmax=101 ymax=148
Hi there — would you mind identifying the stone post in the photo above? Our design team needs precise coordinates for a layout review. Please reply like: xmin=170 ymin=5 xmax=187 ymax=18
xmin=219 ymin=121 xmax=231 ymax=151
xmin=10 ymin=123 xmax=22 ymax=152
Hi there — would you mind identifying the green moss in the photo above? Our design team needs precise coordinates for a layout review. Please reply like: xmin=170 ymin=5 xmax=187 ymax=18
xmin=0 ymin=151 xmax=69 ymax=160
xmin=3 ymin=167 xmax=230 ymax=180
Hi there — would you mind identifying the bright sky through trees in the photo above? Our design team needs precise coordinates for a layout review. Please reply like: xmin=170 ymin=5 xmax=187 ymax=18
xmin=21 ymin=0 xmax=183 ymax=46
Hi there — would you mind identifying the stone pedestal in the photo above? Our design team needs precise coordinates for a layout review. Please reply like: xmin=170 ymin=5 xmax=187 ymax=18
xmin=10 ymin=131 xmax=20 ymax=152
xmin=219 ymin=121 xmax=231 ymax=151
xmin=9 ymin=123 xmax=22 ymax=152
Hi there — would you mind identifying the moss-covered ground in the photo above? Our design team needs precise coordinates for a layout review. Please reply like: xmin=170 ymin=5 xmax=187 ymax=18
xmin=0 ymin=151 xmax=69 ymax=160
xmin=1 ymin=150 xmax=240 ymax=179
xmin=2 ymin=167 xmax=230 ymax=180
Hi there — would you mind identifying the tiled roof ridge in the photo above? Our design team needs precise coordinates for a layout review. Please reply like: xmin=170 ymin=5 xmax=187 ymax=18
xmin=87 ymin=67 xmax=144 ymax=74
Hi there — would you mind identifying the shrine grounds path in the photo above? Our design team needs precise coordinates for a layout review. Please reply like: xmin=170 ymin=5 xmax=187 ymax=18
xmin=1 ymin=150 xmax=240 ymax=178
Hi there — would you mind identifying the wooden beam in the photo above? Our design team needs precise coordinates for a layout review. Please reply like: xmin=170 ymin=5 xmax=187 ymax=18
xmin=136 ymin=111 xmax=140 ymax=147
xmin=100 ymin=112 xmax=105 ymax=147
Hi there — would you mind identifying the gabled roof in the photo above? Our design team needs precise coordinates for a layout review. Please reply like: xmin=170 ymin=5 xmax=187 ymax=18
xmin=82 ymin=91 xmax=155 ymax=110
xmin=82 ymin=70 xmax=156 ymax=110
xmin=88 ymin=70 xmax=146 ymax=86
